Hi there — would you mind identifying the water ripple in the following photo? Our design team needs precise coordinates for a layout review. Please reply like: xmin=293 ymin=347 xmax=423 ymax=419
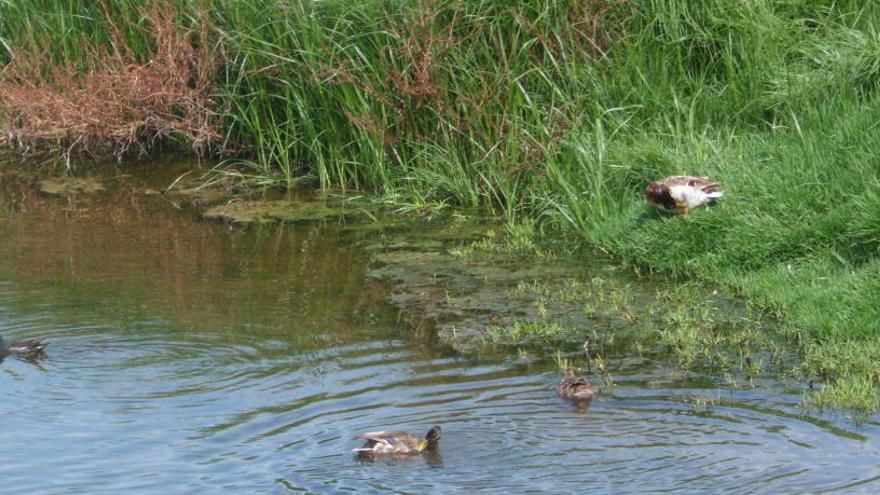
xmin=3 ymin=312 xmax=880 ymax=495
xmin=1 ymin=189 xmax=879 ymax=494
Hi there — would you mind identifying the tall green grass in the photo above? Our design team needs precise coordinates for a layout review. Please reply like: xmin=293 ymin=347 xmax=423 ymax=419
xmin=3 ymin=0 xmax=880 ymax=409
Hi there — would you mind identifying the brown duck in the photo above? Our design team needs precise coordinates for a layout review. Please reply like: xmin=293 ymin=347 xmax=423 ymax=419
xmin=645 ymin=176 xmax=724 ymax=216
xmin=557 ymin=368 xmax=594 ymax=401
xmin=352 ymin=426 xmax=442 ymax=455
xmin=0 ymin=335 xmax=47 ymax=360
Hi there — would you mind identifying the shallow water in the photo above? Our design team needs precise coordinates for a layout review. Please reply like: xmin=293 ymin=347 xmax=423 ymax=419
xmin=2 ymin=161 xmax=879 ymax=494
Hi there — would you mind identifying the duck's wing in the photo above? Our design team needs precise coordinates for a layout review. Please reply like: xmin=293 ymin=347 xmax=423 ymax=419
xmin=684 ymin=176 xmax=720 ymax=191
xmin=572 ymin=376 xmax=591 ymax=387
xmin=8 ymin=338 xmax=47 ymax=354
xmin=570 ymin=387 xmax=594 ymax=399
xmin=659 ymin=176 xmax=719 ymax=191
xmin=564 ymin=377 xmax=591 ymax=392
xmin=559 ymin=374 xmax=591 ymax=392
xmin=354 ymin=431 xmax=414 ymax=444
xmin=656 ymin=176 xmax=691 ymax=187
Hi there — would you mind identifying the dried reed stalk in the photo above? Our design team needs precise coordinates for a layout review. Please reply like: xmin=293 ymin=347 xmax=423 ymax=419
xmin=0 ymin=2 xmax=222 ymax=161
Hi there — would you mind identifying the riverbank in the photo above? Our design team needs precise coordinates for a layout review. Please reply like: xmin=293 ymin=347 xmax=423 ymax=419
xmin=7 ymin=155 xmax=878 ymax=493
xmin=2 ymin=1 xmax=879 ymax=410
xmin=0 ymin=157 xmax=794 ymax=401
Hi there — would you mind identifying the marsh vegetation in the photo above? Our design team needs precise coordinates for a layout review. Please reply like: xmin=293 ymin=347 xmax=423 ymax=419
xmin=2 ymin=0 xmax=880 ymax=410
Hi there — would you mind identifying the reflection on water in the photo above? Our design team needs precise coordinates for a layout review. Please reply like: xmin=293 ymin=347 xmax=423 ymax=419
xmin=1 ymin=160 xmax=879 ymax=494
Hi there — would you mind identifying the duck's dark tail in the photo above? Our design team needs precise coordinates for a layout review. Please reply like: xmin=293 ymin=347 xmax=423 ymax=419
xmin=8 ymin=338 xmax=48 ymax=356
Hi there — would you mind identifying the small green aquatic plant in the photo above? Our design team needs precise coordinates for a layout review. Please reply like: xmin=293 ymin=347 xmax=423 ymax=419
xmin=488 ymin=321 xmax=574 ymax=346
xmin=810 ymin=375 xmax=880 ymax=415
xmin=682 ymin=393 xmax=724 ymax=413
xmin=494 ymin=266 xmax=785 ymax=383
xmin=594 ymin=369 xmax=615 ymax=389
xmin=449 ymin=220 xmax=550 ymax=259
xmin=553 ymin=351 xmax=572 ymax=372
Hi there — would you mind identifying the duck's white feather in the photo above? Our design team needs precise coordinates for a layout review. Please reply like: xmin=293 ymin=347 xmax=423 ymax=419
xmin=669 ymin=185 xmax=723 ymax=210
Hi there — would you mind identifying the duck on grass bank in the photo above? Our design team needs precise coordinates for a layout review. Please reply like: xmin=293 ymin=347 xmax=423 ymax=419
xmin=557 ymin=368 xmax=594 ymax=401
xmin=0 ymin=335 xmax=48 ymax=361
xmin=645 ymin=176 xmax=724 ymax=216
xmin=352 ymin=426 xmax=442 ymax=455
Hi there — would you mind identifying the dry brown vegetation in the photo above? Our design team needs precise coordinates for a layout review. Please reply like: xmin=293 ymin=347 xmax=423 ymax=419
xmin=0 ymin=3 xmax=221 ymax=163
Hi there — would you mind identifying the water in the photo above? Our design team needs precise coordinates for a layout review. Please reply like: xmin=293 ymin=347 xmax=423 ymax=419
xmin=2 ymin=161 xmax=879 ymax=494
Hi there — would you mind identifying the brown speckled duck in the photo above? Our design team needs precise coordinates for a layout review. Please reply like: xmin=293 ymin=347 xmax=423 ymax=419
xmin=0 ymin=335 xmax=47 ymax=360
xmin=645 ymin=176 xmax=724 ymax=216
xmin=352 ymin=426 xmax=442 ymax=455
xmin=557 ymin=368 xmax=594 ymax=401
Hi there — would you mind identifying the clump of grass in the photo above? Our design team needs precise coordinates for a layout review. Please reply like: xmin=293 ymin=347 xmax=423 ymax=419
xmin=553 ymin=351 xmax=572 ymax=372
xmin=449 ymin=220 xmax=550 ymax=259
xmin=811 ymin=375 xmax=880 ymax=416
xmin=488 ymin=320 xmax=574 ymax=346
xmin=681 ymin=393 xmax=724 ymax=413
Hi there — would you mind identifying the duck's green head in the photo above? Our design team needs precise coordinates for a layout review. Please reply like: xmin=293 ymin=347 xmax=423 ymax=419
xmin=418 ymin=426 xmax=442 ymax=451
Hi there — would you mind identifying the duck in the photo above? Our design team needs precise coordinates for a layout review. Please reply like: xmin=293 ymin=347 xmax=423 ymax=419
xmin=645 ymin=176 xmax=724 ymax=215
xmin=557 ymin=368 xmax=594 ymax=401
xmin=352 ymin=426 xmax=442 ymax=455
xmin=0 ymin=334 xmax=48 ymax=360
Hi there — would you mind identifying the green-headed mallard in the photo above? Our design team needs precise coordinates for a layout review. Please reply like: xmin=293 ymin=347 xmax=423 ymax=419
xmin=645 ymin=176 xmax=724 ymax=216
xmin=557 ymin=368 xmax=594 ymax=401
xmin=0 ymin=335 xmax=47 ymax=360
xmin=352 ymin=426 xmax=442 ymax=455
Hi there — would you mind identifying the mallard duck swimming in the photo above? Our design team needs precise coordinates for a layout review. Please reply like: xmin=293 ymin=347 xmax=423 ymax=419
xmin=557 ymin=368 xmax=594 ymax=401
xmin=645 ymin=176 xmax=724 ymax=215
xmin=0 ymin=335 xmax=48 ymax=359
xmin=352 ymin=426 xmax=442 ymax=455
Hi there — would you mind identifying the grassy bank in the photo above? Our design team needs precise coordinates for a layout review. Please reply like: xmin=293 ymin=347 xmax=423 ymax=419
xmin=2 ymin=1 xmax=880 ymax=410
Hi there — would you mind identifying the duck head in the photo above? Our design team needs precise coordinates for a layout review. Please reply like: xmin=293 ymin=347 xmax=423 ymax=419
xmin=419 ymin=426 xmax=442 ymax=451
xmin=645 ymin=182 xmax=676 ymax=211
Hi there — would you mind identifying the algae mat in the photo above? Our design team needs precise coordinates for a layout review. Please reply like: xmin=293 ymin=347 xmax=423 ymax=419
xmin=203 ymin=200 xmax=374 ymax=224
xmin=39 ymin=177 xmax=105 ymax=195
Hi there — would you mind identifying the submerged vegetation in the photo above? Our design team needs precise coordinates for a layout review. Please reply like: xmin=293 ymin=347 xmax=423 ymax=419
xmin=491 ymin=267 xmax=788 ymax=382
xmin=2 ymin=0 xmax=880 ymax=410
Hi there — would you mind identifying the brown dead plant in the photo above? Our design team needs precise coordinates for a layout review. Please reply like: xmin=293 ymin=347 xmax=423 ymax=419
xmin=0 ymin=1 xmax=222 ymax=163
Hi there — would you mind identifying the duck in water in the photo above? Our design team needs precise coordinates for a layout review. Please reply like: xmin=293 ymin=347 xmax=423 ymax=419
xmin=0 ymin=334 xmax=48 ymax=361
xmin=352 ymin=426 xmax=442 ymax=455
xmin=557 ymin=368 xmax=594 ymax=401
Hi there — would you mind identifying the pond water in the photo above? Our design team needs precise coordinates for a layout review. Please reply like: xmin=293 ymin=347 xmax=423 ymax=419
xmin=1 ymin=160 xmax=879 ymax=494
